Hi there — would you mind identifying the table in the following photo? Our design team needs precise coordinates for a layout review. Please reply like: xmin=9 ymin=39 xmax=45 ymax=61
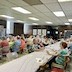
xmin=0 ymin=42 xmax=61 ymax=72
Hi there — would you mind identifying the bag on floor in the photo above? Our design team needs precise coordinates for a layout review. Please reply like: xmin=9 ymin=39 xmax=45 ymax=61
xmin=50 ymin=67 xmax=64 ymax=72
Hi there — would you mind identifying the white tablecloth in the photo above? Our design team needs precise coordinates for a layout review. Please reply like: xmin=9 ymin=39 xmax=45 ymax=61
xmin=0 ymin=42 xmax=61 ymax=72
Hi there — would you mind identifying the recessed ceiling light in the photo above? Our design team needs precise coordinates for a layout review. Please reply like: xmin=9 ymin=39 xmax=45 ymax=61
xmin=15 ymin=20 xmax=24 ymax=23
xmin=12 ymin=7 xmax=31 ymax=14
xmin=53 ymin=11 xmax=65 ymax=17
xmin=58 ymin=0 xmax=72 ymax=2
xmin=65 ymin=23 xmax=70 ymax=25
xmin=46 ymin=21 xmax=53 ymax=24
xmin=68 ymin=19 xmax=72 ymax=22
xmin=32 ymin=23 xmax=39 ymax=25
xmin=29 ymin=17 xmax=39 ymax=21
xmin=0 ymin=15 xmax=14 ymax=19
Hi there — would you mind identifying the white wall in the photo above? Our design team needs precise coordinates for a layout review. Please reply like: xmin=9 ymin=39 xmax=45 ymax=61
xmin=6 ymin=20 xmax=14 ymax=34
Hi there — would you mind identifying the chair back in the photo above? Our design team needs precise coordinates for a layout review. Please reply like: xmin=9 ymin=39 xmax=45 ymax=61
xmin=2 ymin=46 xmax=10 ymax=55
xmin=0 ymin=48 xmax=2 ymax=59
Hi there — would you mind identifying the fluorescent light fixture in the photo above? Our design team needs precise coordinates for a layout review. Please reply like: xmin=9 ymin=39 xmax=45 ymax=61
xmin=12 ymin=7 xmax=31 ymax=14
xmin=58 ymin=0 xmax=72 ymax=2
xmin=55 ymin=31 xmax=58 ymax=34
xmin=64 ymin=30 xmax=67 ymax=32
xmin=15 ymin=20 xmax=24 ymax=23
xmin=53 ymin=11 xmax=65 ymax=17
xmin=47 ymin=31 xmax=50 ymax=34
xmin=68 ymin=19 xmax=72 ymax=22
xmin=32 ymin=23 xmax=39 ymax=25
xmin=46 ymin=21 xmax=53 ymax=24
xmin=29 ymin=17 xmax=39 ymax=21
xmin=0 ymin=15 xmax=14 ymax=19
xmin=65 ymin=23 xmax=70 ymax=25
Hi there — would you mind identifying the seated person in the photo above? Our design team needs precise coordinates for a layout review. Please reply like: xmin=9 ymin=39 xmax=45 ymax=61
xmin=9 ymin=40 xmax=14 ymax=48
xmin=0 ymin=36 xmax=9 ymax=48
xmin=0 ymin=36 xmax=9 ymax=53
xmin=7 ymin=35 xmax=14 ymax=42
xmin=43 ymin=38 xmax=50 ymax=46
xmin=25 ymin=36 xmax=33 ymax=44
xmin=10 ymin=36 xmax=21 ymax=52
xmin=19 ymin=37 xmax=25 ymax=53
xmin=46 ymin=42 xmax=68 ymax=66
xmin=33 ymin=39 xmax=44 ymax=52
xmin=21 ymin=34 xmax=25 ymax=40
xmin=49 ymin=36 xmax=54 ymax=44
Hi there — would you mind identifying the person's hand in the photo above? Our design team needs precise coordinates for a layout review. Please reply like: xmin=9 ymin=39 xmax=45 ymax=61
xmin=52 ymin=49 xmax=55 ymax=51
xmin=52 ymin=49 xmax=58 ymax=52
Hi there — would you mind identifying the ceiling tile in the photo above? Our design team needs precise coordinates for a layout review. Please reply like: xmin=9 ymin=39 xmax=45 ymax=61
xmin=45 ymin=3 xmax=62 ymax=12
xmin=33 ymin=4 xmax=51 ymax=13
xmin=0 ymin=0 xmax=17 ymax=7
xmin=23 ymin=6 xmax=39 ymax=13
xmin=40 ymin=0 xmax=57 ymax=4
xmin=60 ymin=2 xmax=72 ymax=11
xmin=7 ymin=0 xmax=29 ymax=6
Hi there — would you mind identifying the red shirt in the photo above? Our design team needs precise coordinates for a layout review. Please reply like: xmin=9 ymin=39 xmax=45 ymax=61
xmin=0 ymin=40 xmax=9 ymax=48
xmin=19 ymin=39 xmax=25 ymax=50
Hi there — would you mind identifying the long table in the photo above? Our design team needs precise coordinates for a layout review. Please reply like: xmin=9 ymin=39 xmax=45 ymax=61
xmin=0 ymin=42 xmax=61 ymax=72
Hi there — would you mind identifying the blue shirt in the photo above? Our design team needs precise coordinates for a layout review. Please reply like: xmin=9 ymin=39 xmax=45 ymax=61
xmin=11 ymin=40 xmax=21 ymax=51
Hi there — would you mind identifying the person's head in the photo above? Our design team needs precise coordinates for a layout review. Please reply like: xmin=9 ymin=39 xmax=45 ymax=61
xmin=2 ymin=36 xmax=6 ymax=40
xmin=21 ymin=34 xmax=24 ymax=36
xmin=17 ymin=36 xmax=20 ymax=40
xmin=45 ymin=38 xmax=48 ymax=42
xmin=33 ymin=39 xmax=37 ymax=44
xmin=44 ymin=36 xmax=46 ymax=39
xmin=9 ymin=35 xmax=13 ymax=39
xmin=69 ymin=38 xmax=72 ymax=42
xmin=60 ymin=42 xmax=67 ymax=49
xmin=21 ymin=37 xmax=24 ymax=40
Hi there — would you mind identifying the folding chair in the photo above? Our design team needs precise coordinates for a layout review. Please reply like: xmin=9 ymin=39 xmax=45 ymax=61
xmin=2 ymin=46 xmax=10 ymax=56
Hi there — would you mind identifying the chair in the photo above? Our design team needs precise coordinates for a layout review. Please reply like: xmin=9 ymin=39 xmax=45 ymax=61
xmin=0 ymin=48 xmax=2 ymax=60
xmin=6 ymin=52 xmax=18 ymax=61
xmin=52 ymin=51 xmax=71 ymax=70
xmin=2 ymin=46 xmax=10 ymax=56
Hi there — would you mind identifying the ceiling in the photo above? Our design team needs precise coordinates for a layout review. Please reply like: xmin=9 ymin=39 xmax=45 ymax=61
xmin=0 ymin=0 xmax=72 ymax=25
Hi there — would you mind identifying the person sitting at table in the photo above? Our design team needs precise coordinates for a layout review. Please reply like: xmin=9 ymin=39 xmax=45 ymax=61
xmin=33 ymin=39 xmax=44 ymax=52
xmin=49 ymin=36 xmax=54 ymax=44
xmin=46 ymin=42 xmax=68 ymax=66
xmin=21 ymin=34 xmax=25 ymax=40
xmin=7 ymin=35 xmax=14 ymax=42
xmin=10 ymin=36 xmax=21 ymax=52
xmin=0 ymin=36 xmax=9 ymax=48
xmin=19 ymin=37 xmax=25 ymax=54
xmin=43 ymin=38 xmax=50 ymax=46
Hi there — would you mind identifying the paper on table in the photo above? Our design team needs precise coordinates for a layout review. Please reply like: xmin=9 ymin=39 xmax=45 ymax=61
xmin=36 ymin=58 xmax=43 ymax=63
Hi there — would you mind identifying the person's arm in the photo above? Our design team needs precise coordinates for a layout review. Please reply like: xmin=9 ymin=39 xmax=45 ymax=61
xmin=46 ymin=50 xmax=58 ymax=56
xmin=52 ymin=49 xmax=58 ymax=53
